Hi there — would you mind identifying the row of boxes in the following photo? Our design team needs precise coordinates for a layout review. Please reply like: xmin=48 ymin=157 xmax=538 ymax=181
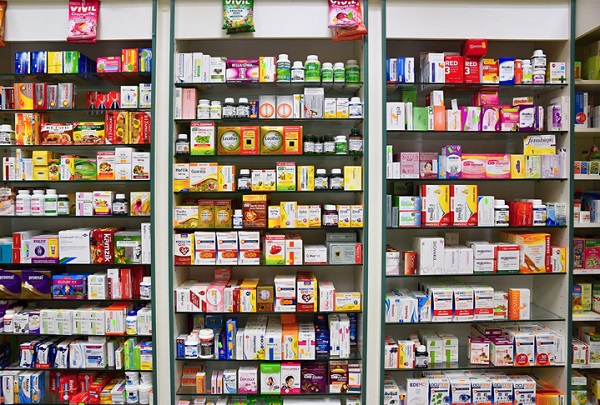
xmin=14 ymin=49 xmax=152 ymax=74
xmin=174 ymin=232 xmax=362 ymax=266
xmin=1 ymin=82 xmax=75 ymax=111
xmin=573 ymin=238 xmax=600 ymax=270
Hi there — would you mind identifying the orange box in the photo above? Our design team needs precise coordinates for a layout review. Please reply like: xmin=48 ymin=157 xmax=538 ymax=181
xmin=283 ymin=126 xmax=302 ymax=154
xmin=508 ymin=288 xmax=530 ymax=320
xmin=121 ymin=49 xmax=139 ymax=72
xmin=15 ymin=113 xmax=41 ymax=145
xmin=240 ymin=126 xmax=260 ymax=155
xmin=14 ymin=83 xmax=34 ymax=110
xmin=434 ymin=106 xmax=446 ymax=131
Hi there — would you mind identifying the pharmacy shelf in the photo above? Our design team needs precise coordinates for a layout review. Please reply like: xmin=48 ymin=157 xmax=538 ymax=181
xmin=174 ymin=81 xmax=363 ymax=95
xmin=575 ymin=174 xmax=600 ymax=180
xmin=387 ymin=82 xmax=566 ymax=96
xmin=1 ymin=180 xmax=150 ymax=184
xmin=0 ymin=333 xmax=151 ymax=338
xmin=0 ymin=72 xmax=151 ymax=87
xmin=174 ymin=118 xmax=363 ymax=124
xmin=574 ymin=223 xmax=600 ymax=228
xmin=386 ymin=272 xmax=564 ymax=278
xmin=173 ymin=226 xmax=361 ymax=232
xmin=174 ymin=189 xmax=361 ymax=195
xmin=571 ymin=363 xmax=600 ymax=370
xmin=387 ymin=130 xmax=567 ymax=138
xmin=176 ymin=310 xmax=361 ymax=315
xmin=177 ymin=264 xmax=361 ymax=268
xmin=0 ymin=215 xmax=149 ymax=219
xmin=572 ymin=312 xmax=600 ymax=322
xmin=385 ymin=304 xmax=562 ymax=325
xmin=575 ymin=127 xmax=600 ymax=133
xmin=176 ymin=348 xmax=361 ymax=362
xmin=574 ymin=79 xmax=600 ymax=90
xmin=176 ymin=387 xmax=360 ymax=397
xmin=386 ymin=225 xmax=566 ymax=230
xmin=384 ymin=363 xmax=563 ymax=372
xmin=0 ymin=108 xmax=151 ymax=114
xmin=175 ymin=154 xmax=364 ymax=161
xmin=0 ymin=263 xmax=150 ymax=268
xmin=573 ymin=269 xmax=600 ymax=275
xmin=7 ymin=296 xmax=150 ymax=303
xmin=386 ymin=178 xmax=567 ymax=183
xmin=1 ymin=365 xmax=151 ymax=372
xmin=0 ymin=144 xmax=151 ymax=150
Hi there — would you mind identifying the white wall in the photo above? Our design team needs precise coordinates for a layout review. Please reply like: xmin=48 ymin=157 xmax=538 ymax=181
xmin=576 ymin=0 xmax=600 ymax=39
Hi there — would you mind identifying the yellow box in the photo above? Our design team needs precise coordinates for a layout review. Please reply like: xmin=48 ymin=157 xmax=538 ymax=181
xmin=32 ymin=151 xmax=54 ymax=166
xmin=217 ymin=127 xmax=241 ymax=155
xmin=15 ymin=83 xmax=34 ymax=110
xmin=263 ymin=169 xmax=276 ymax=191
xmin=240 ymin=126 xmax=259 ymax=155
xmin=334 ymin=292 xmax=361 ymax=311
xmin=297 ymin=166 xmax=314 ymax=191
xmin=296 ymin=205 xmax=310 ymax=228
xmin=260 ymin=126 xmax=303 ymax=155
xmin=33 ymin=166 xmax=49 ymax=181
xmin=214 ymin=200 xmax=232 ymax=228
xmin=259 ymin=56 xmax=276 ymax=82
xmin=451 ymin=184 xmax=477 ymax=226
xmin=276 ymin=162 xmax=296 ymax=191
xmin=195 ymin=372 xmax=206 ymax=394
xmin=268 ymin=206 xmax=281 ymax=228
xmin=344 ymin=166 xmax=362 ymax=191
xmin=523 ymin=135 xmax=556 ymax=156
xmin=552 ymin=246 xmax=566 ymax=273
xmin=282 ymin=325 xmax=299 ymax=360
xmin=174 ymin=163 xmax=190 ymax=192
xmin=189 ymin=163 xmax=218 ymax=192
xmin=48 ymin=159 xmax=60 ymax=181
xmin=280 ymin=201 xmax=297 ymax=228
xmin=197 ymin=200 xmax=215 ymax=227
xmin=510 ymin=154 xmax=526 ymax=179
xmin=513 ymin=233 xmax=550 ymax=273
xmin=47 ymin=52 xmax=63 ymax=74
xmin=338 ymin=205 xmax=351 ymax=228
xmin=240 ymin=278 xmax=259 ymax=312
xmin=173 ymin=206 xmax=199 ymax=228
xmin=351 ymin=205 xmax=363 ymax=228
xmin=308 ymin=205 xmax=321 ymax=227
xmin=217 ymin=165 xmax=236 ymax=192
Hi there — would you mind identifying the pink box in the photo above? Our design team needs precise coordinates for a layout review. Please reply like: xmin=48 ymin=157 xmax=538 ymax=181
xmin=206 ymin=280 xmax=227 ymax=312
xmin=96 ymin=57 xmax=121 ymax=73
xmin=226 ymin=60 xmax=260 ymax=82
xmin=182 ymin=88 xmax=199 ymax=119
xmin=461 ymin=154 xmax=487 ymax=179
xmin=400 ymin=152 xmax=419 ymax=179
xmin=481 ymin=106 xmax=500 ymax=131
xmin=472 ymin=90 xmax=499 ymax=106
xmin=486 ymin=154 xmax=511 ymax=179
xmin=500 ymin=108 xmax=519 ymax=131
xmin=461 ymin=106 xmax=481 ymax=131
xmin=280 ymin=362 xmax=301 ymax=394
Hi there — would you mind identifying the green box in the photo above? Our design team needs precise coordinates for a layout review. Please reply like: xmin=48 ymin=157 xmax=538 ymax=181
xmin=402 ymin=89 xmax=417 ymax=105
xmin=413 ymin=107 xmax=428 ymax=131
xmin=584 ymin=55 xmax=600 ymax=80
xmin=114 ymin=231 xmax=143 ymax=264
xmin=63 ymin=51 xmax=81 ymax=74
xmin=260 ymin=363 xmax=281 ymax=394
xmin=74 ymin=158 xmax=97 ymax=181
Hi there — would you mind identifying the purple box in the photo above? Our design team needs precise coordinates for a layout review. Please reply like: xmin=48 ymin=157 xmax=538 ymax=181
xmin=51 ymin=274 xmax=87 ymax=300
xmin=542 ymin=154 xmax=561 ymax=179
xmin=30 ymin=236 xmax=59 ymax=264
xmin=500 ymin=108 xmax=519 ymax=131
xmin=548 ymin=105 xmax=562 ymax=131
xmin=226 ymin=59 xmax=259 ymax=82
xmin=0 ymin=270 xmax=21 ymax=298
xmin=28 ymin=310 xmax=41 ymax=334
xmin=301 ymin=362 xmax=328 ymax=394
xmin=461 ymin=106 xmax=482 ymax=131
xmin=536 ymin=106 xmax=545 ymax=131
xmin=440 ymin=145 xmax=462 ymax=179
xmin=481 ymin=106 xmax=500 ymax=131
xmin=21 ymin=270 xmax=51 ymax=299
xmin=518 ymin=105 xmax=536 ymax=132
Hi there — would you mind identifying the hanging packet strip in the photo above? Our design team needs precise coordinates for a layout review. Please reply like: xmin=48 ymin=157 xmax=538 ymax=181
xmin=223 ymin=0 xmax=255 ymax=35
xmin=0 ymin=1 xmax=6 ymax=47
xmin=328 ymin=0 xmax=367 ymax=42
xmin=67 ymin=0 xmax=100 ymax=44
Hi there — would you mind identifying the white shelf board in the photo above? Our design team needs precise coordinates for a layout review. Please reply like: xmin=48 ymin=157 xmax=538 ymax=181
xmin=575 ymin=175 xmax=600 ymax=180
xmin=574 ymin=222 xmax=600 ymax=228
xmin=573 ymin=312 xmax=600 ymax=322
xmin=574 ymin=269 xmax=600 ymax=275
xmin=572 ymin=363 xmax=600 ymax=370
xmin=575 ymin=79 xmax=600 ymax=90
xmin=575 ymin=127 xmax=600 ymax=133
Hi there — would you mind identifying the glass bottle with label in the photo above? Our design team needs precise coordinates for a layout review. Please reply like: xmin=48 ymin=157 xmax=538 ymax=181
xmin=329 ymin=168 xmax=344 ymax=190
xmin=57 ymin=194 xmax=70 ymax=216
xmin=236 ymin=98 xmax=250 ymax=118
xmin=222 ymin=98 xmax=236 ymax=118
xmin=348 ymin=128 xmax=363 ymax=155
xmin=113 ymin=194 xmax=129 ymax=215
xmin=175 ymin=133 xmax=190 ymax=155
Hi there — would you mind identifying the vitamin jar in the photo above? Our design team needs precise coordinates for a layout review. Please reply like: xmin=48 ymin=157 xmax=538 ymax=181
xmin=322 ymin=204 xmax=339 ymax=227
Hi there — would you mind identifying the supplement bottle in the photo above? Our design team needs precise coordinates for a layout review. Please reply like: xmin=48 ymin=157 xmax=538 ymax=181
xmin=16 ymin=190 xmax=31 ymax=216
xmin=321 ymin=62 xmax=334 ymax=82
xmin=184 ymin=333 xmax=199 ymax=358
xmin=198 ymin=329 xmax=215 ymax=359
xmin=415 ymin=345 xmax=429 ymax=368
xmin=531 ymin=49 xmax=547 ymax=70
xmin=531 ymin=199 xmax=547 ymax=226
xmin=349 ymin=97 xmax=363 ymax=118
xmin=113 ymin=194 xmax=130 ymax=215
xmin=335 ymin=135 xmax=348 ymax=154
xmin=238 ymin=169 xmax=252 ymax=190
xmin=126 ymin=311 xmax=137 ymax=335
xmin=333 ymin=62 xmax=345 ymax=82
xmin=210 ymin=101 xmax=222 ymax=119
xmin=222 ymin=98 xmax=236 ymax=118
xmin=346 ymin=59 xmax=360 ymax=82
xmin=494 ymin=199 xmax=510 ymax=226
xmin=291 ymin=61 xmax=305 ymax=82
xmin=236 ymin=97 xmax=250 ymax=118
xmin=323 ymin=134 xmax=335 ymax=154
xmin=233 ymin=209 xmax=243 ymax=229
xmin=57 ymin=194 xmax=70 ymax=216
xmin=303 ymin=134 xmax=316 ymax=155
xmin=3 ymin=310 xmax=14 ymax=333
xmin=514 ymin=59 xmax=523 ymax=84
xmin=197 ymin=99 xmax=210 ymax=119
xmin=126 ymin=385 xmax=139 ymax=404
xmin=305 ymin=55 xmax=321 ymax=82
xmin=532 ymin=69 xmax=546 ymax=84
xmin=175 ymin=133 xmax=190 ymax=155
xmin=322 ymin=204 xmax=339 ymax=227
xmin=329 ymin=168 xmax=344 ymax=190
xmin=30 ymin=190 xmax=45 ymax=216
xmin=522 ymin=60 xmax=533 ymax=84
xmin=314 ymin=135 xmax=324 ymax=154
xmin=140 ymin=276 xmax=152 ymax=300
xmin=348 ymin=128 xmax=363 ymax=155
xmin=276 ymin=53 xmax=291 ymax=82
xmin=44 ymin=189 xmax=58 ymax=216
xmin=315 ymin=169 xmax=329 ymax=190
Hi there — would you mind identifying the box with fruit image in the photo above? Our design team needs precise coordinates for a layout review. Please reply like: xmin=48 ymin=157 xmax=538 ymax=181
xmin=114 ymin=231 xmax=142 ymax=264
xmin=40 ymin=123 xmax=74 ymax=145
xmin=105 ymin=111 xmax=129 ymax=144
xmin=131 ymin=192 xmax=151 ymax=216
xmin=73 ymin=122 xmax=105 ymax=144
xmin=276 ymin=162 xmax=296 ymax=191
xmin=130 ymin=111 xmax=151 ymax=144
xmin=263 ymin=234 xmax=285 ymax=265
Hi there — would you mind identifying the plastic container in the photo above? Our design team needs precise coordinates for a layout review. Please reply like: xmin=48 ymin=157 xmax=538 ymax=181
xmin=315 ymin=169 xmax=329 ymax=190
xmin=184 ymin=334 xmax=199 ymax=358
xmin=44 ymin=189 xmax=58 ymax=216
xmin=532 ymin=68 xmax=546 ymax=84
xmin=3 ymin=310 xmax=14 ymax=333
xmin=0 ymin=124 xmax=14 ymax=145
xmin=140 ymin=276 xmax=152 ymax=300
xmin=522 ymin=60 xmax=533 ymax=84
xmin=233 ymin=209 xmax=243 ymax=229
xmin=198 ymin=328 xmax=215 ymax=359
xmin=514 ymin=59 xmax=523 ymax=84
xmin=323 ymin=134 xmax=335 ymax=154
xmin=16 ymin=190 xmax=31 ymax=216
xmin=305 ymin=55 xmax=321 ymax=82
xmin=236 ymin=97 xmax=250 ymax=118
xmin=291 ymin=61 xmax=304 ymax=82
xmin=329 ymin=168 xmax=344 ymax=190
xmin=303 ymin=134 xmax=316 ymax=154
xmin=57 ymin=194 xmax=70 ymax=216
xmin=175 ymin=133 xmax=190 ymax=155
xmin=113 ymin=194 xmax=129 ymax=215
xmin=335 ymin=136 xmax=348 ymax=155
xmin=197 ymin=99 xmax=210 ymax=120
xmin=222 ymin=98 xmax=236 ymax=118
xmin=532 ymin=199 xmax=547 ymax=226
xmin=238 ymin=169 xmax=252 ymax=190
xmin=415 ymin=345 xmax=429 ymax=368
xmin=314 ymin=135 xmax=324 ymax=154
xmin=531 ymin=49 xmax=547 ymax=70
xmin=349 ymin=97 xmax=363 ymax=118
xmin=322 ymin=204 xmax=339 ymax=227
xmin=126 ymin=311 xmax=137 ymax=335
xmin=276 ymin=53 xmax=291 ymax=82
xmin=125 ymin=372 xmax=140 ymax=386
xmin=139 ymin=372 xmax=152 ymax=386
xmin=333 ymin=62 xmax=345 ymax=82
xmin=494 ymin=199 xmax=509 ymax=227
xmin=321 ymin=62 xmax=334 ymax=82
xmin=139 ymin=384 xmax=152 ymax=405
xmin=346 ymin=59 xmax=360 ymax=82
xmin=125 ymin=385 xmax=139 ymax=404
xmin=349 ymin=128 xmax=363 ymax=155
xmin=210 ymin=101 xmax=222 ymax=119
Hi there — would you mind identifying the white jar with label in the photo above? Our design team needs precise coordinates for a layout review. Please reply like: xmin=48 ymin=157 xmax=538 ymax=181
xmin=494 ymin=199 xmax=509 ymax=226
xmin=185 ymin=333 xmax=199 ymax=358
xmin=140 ymin=276 xmax=152 ymax=300
xmin=30 ymin=190 xmax=45 ymax=216
xmin=197 ymin=99 xmax=210 ymax=119
xmin=57 ymin=194 xmax=70 ymax=216
xmin=198 ymin=328 xmax=215 ymax=359
xmin=209 ymin=101 xmax=222 ymax=119
xmin=349 ymin=97 xmax=363 ymax=118
xmin=44 ymin=189 xmax=58 ymax=216
xmin=16 ymin=190 xmax=31 ymax=216
xmin=531 ymin=199 xmax=547 ymax=226
xmin=3 ymin=309 xmax=14 ymax=333
xmin=126 ymin=311 xmax=137 ymax=335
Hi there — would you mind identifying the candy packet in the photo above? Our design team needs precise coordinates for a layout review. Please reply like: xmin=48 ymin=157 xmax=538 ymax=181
xmin=0 ymin=1 xmax=6 ymax=47
xmin=223 ymin=0 xmax=255 ymax=35
xmin=67 ymin=0 xmax=100 ymax=44
xmin=329 ymin=0 xmax=367 ymax=41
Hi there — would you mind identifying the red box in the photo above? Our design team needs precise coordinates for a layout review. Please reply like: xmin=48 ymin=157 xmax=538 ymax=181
xmin=77 ymin=372 xmax=97 ymax=392
xmin=105 ymin=110 xmax=128 ymax=144
xmin=130 ymin=111 xmax=152 ymax=144
xmin=34 ymin=83 xmax=47 ymax=110
xmin=106 ymin=91 xmax=120 ymax=109
xmin=58 ymin=373 xmax=78 ymax=400
xmin=403 ymin=251 xmax=417 ymax=275
xmin=464 ymin=57 xmax=481 ymax=83
xmin=462 ymin=39 xmax=488 ymax=56
xmin=444 ymin=55 xmax=464 ymax=83
xmin=86 ymin=91 xmax=99 ymax=108
xmin=90 ymin=228 xmax=120 ymax=264
xmin=132 ymin=266 xmax=146 ymax=296
xmin=120 ymin=267 xmax=132 ymax=299
xmin=509 ymin=201 xmax=533 ymax=226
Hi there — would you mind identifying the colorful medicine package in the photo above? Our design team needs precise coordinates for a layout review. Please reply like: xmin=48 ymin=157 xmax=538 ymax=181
xmin=328 ymin=0 xmax=368 ymax=41
xmin=0 ymin=1 xmax=6 ymax=47
xmin=223 ymin=0 xmax=255 ymax=35
xmin=67 ymin=0 xmax=100 ymax=44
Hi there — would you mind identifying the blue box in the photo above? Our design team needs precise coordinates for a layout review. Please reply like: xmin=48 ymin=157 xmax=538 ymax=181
xmin=15 ymin=52 xmax=30 ymax=74
xmin=397 ymin=57 xmax=406 ymax=83
xmin=386 ymin=58 xmax=398 ymax=82
xmin=30 ymin=51 xmax=47 ymax=74
xmin=575 ymin=92 xmax=589 ymax=126
xmin=138 ymin=48 xmax=153 ymax=73
xmin=0 ymin=243 xmax=12 ymax=263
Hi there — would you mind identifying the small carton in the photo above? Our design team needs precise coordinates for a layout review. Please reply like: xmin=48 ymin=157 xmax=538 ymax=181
xmin=264 ymin=234 xmax=285 ymax=265
xmin=509 ymin=330 xmax=535 ymax=366
xmin=450 ymin=184 xmax=477 ymax=226
xmin=508 ymin=288 xmax=530 ymax=320
xmin=420 ymin=185 xmax=451 ymax=226
xmin=216 ymin=232 xmax=238 ymax=265
xmin=190 ymin=122 xmax=216 ymax=156
xmin=242 ymin=194 xmax=267 ymax=228
xmin=276 ymin=162 xmax=296 ymax=191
